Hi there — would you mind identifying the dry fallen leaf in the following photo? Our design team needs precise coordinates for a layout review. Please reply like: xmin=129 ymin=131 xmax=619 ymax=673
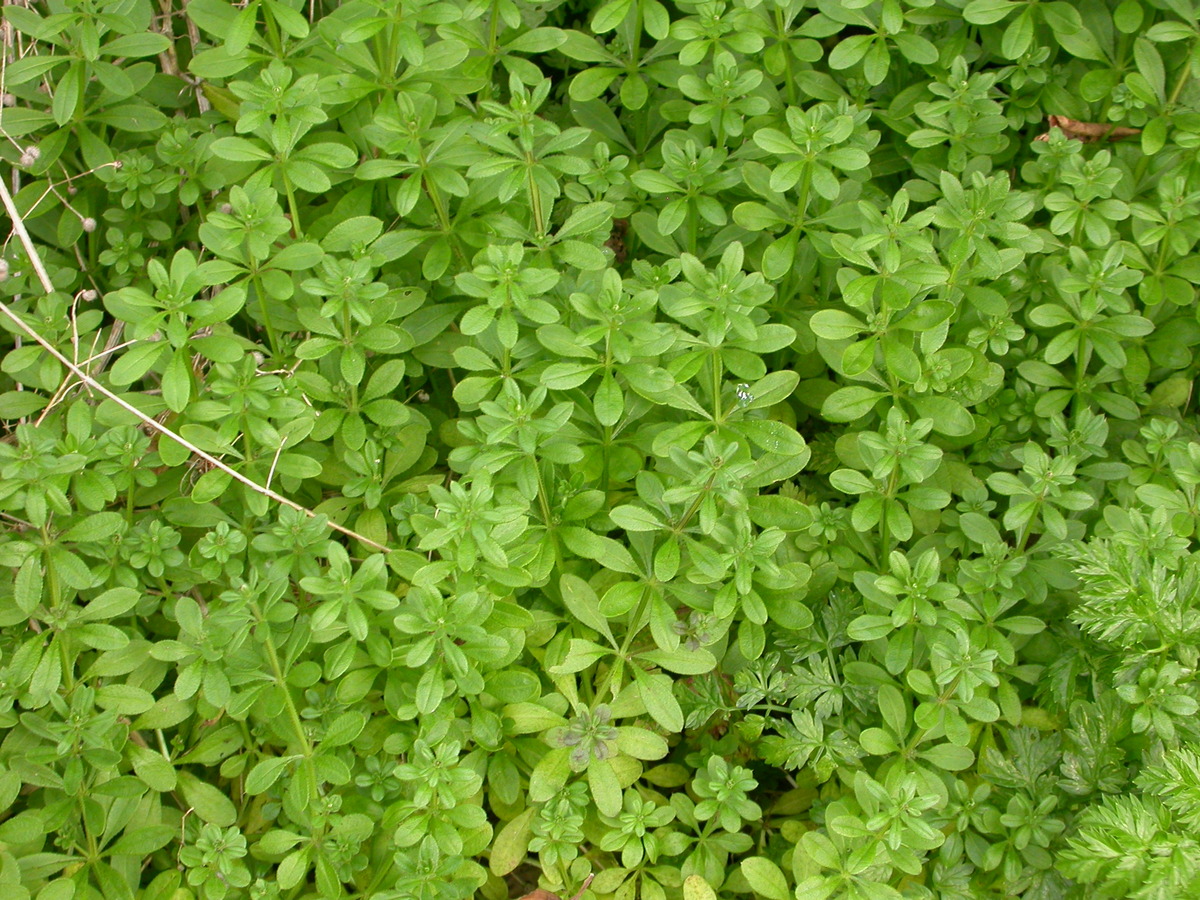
xmin=520 ymin=874 xmax=595 ymax=900
xmin=1035 ymin=115 xmax=1141 ymax=143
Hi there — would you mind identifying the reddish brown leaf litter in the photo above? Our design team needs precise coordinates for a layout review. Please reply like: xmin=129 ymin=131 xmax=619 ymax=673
xmin=1035 ymin=115 xmax=1141 ymax=143
xmin=520 ymin=874 xmax=595 ymax=900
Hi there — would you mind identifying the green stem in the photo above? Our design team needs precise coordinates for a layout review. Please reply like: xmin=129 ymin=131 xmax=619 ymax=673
xmin=794 ymin=166 xmax=812 ymax=232
xmin=879 ymin=471 xmax=898 ymax=561
xmin=423 ymin=170 xmax=453 ymax=236
xmin=1167 ymin=48 xmax=1195 ymax=110
xmin=342 ymin=306 xmax=359 ymax=410
xmin=534 ymin=458 xmax=556 ymax=534
xmin=533 ymin=457 xmax=568 ymax=589
xmin=901 ymin=675 xmax=962 ymax=757
xmin=249 ymin=267 xmax=280 ymax=359
xmin=252 ymin=602 xmax=319 ymax=807
xmin=630 ymin=0 xmax=643 ymax=69
xmin=686 ymin=200 xmax=699 ymax=255
xmin=527 ymin=157 xmax=545 ymax=236
xmin=752 ymin=701 xmax=795 ymax=716
xmin=942 ymin=257 xmax=963 ymax=302
xmin=262 ymin=638 xmax=311 ymax=760
xmin=1070 ymin=338 xmax=1094 ymax=419
xmin=673 ymin=470 xmax=719 ymax=537
xmin=84 ymin=808 xmax=99 ymax=861
xmin=125 ymin=476 xmax=137 ymax=524
xmin=710 ymin=347 xmax=723 ymax=423
xmin=600 ymin=335 xmax=614 ymax=492
xmin=261 ymin=4 xmax=283 ymax=55
xmin=386 ymin=11 xmax=400 ymax=81
xmin=281 ymin=169 xmax=302 ymax=237
xmin=776 ymin=9 xmax=798 ymax=107
xmin=419 ymin=160 xmax=467 ymax=266
xmin=482 ymin=0 xmax=500 ymax=100
xmin=58 ymin=635 xmax=76 ymax=693
xmin=242 ymin=414 xmax=255 ymax=467
xmin=600 ymin=424 xmax=613 ymax=494
xmin=42 ymin=539 xmax=77 ymax=694
xmin=590 ymin=584 xmax=651 ymax=706
xmin=1013 ymin=502 xmax=1041 ymax=555
xmin=357 ymin=858 xmax=397 ymax=899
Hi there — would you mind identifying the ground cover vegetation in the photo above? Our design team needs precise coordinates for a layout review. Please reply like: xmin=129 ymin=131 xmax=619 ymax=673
xmin=1 ymin=0 xmax=1199 ymax=897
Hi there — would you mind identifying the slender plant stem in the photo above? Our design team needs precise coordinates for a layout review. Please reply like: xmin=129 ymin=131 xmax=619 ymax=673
xmin=249 ymin=266 xmax=280 ymax=359
xmin=281 ymin=169 xmax=302 ymax=237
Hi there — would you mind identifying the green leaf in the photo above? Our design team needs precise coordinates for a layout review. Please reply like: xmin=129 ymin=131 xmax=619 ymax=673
xmin=177 ymin=772 xmax=238 ymax=826
xmin=822 ymin=387 xmax=884 ymax=422
xmin=129 ymin=745 xmax=176 ymax=792
xmin=684 ymin=876 xmax=718 ymax=900
xmin=14 ymin=558 xmax=42 ymax=615
xmin=964 ymin=0 xmax=1016 ymax=24
xmin=638 ymin=647 xmax=717 ymax=675
xmin=828 ymin=34 xmax=874 ymax=70
xmin=588 ymin=757 xmax=622 ymax=817
xmin=1145 ymin=21 xmax=1195 ymax=42
xmin=489 ymin=807 xmax=535 ymax=875
xmin=103 ymin=33 xmax=172 ymax=57
xmin=107 ymin=826 xmax=175 ymax=857
xmin=811 ymin=310 xmax=866 ymax=341
xmin=95 ymin=684 xmax=155 ymax=715
xmin=919 ymin=743 xmax=976 ymax=771
xmin=610 ymin=505 xmax=665 ymax=531
xmin=560 ymin=526 xmax=639 ymax=574
xmin=529 ymin=747 xmax=572 ymax=802
xmin=616 ymin=726 xmax=668 ymax=760
xmin=0 ymin=390 xmax=47 ymax=418
xmin=560 ymin=574 xmax=615 ymax=643
xmin=504 ymin=702 xmax=568 ymax=734
xmin=245 ymin=755 xmax=298 ymax=794
xmin=592 ymin=0 xmax=634 ymax=32
xmin=739 ymin=371 xmax=799 ymax=410
xmin=741 ymin=857 xmax=790 ymax=900
xmin=633 ymin=669 xmax=684 ymax=732
xmin=569 ymin=66 xmax=620 ymax=102
xmin=211 ymin=136 xmax=271 ymax=162
xmin=161 ymin=350 xmax=192 ymax=413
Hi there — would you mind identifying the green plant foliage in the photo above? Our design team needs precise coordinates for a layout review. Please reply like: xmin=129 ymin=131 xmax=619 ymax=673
xmin=2 ymin=0 xmax=1200 ymax=898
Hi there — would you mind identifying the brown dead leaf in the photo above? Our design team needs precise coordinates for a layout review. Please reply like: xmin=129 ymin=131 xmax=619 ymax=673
xmin=1035 ymin=115 xmax=1141 ymax=144
xmin=520 ymin=874 xmax=595 ymax=900
xmin=605 ymin=218 xmax=629 ymax=265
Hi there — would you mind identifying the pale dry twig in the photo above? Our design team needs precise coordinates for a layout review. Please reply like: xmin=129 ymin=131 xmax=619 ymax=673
xmin=0 ymin=175 xmax=390 ymax=553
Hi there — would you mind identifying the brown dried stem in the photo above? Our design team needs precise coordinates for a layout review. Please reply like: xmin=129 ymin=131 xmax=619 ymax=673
xmin=1035 ymin=115 xmax=1141 ymax=144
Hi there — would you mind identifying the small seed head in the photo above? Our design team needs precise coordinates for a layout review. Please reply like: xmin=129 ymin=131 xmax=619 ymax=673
xmin=82 ymin=217 xmax=97 ymax=233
